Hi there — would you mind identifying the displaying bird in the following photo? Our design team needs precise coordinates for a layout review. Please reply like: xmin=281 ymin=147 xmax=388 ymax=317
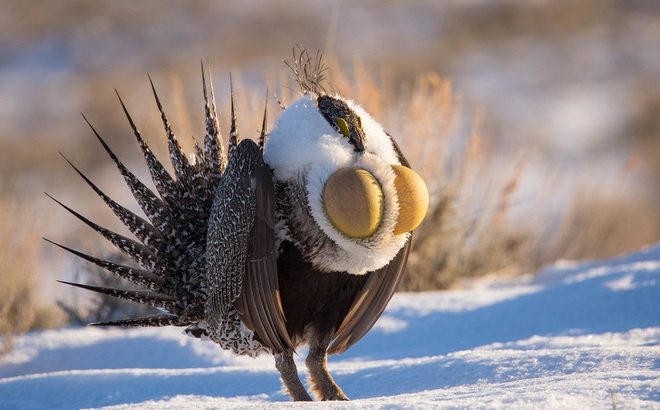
xmin=47 ymin=49 xmax=429 ymax=401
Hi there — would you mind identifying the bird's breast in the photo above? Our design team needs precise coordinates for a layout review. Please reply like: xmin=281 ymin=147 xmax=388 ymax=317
xmin=274 ymin=151 xmax=419 ymax=275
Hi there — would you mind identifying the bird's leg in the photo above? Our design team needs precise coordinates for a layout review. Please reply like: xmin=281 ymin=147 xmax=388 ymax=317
xmin=305 ymin=341 xmax=349 ymax=401
xmin=274 ymin=352 xmax=312 ymax=401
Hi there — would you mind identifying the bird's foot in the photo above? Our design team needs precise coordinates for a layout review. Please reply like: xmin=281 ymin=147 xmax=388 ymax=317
xmin=320 ymin=389 xmax=349 ymax=401
xmin=306 ymin=345 xmax=350 ymax=401
xmin=275 ymin=352 xmax=313 ymax=401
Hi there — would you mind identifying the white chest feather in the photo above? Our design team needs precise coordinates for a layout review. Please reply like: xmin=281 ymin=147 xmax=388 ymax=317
xmin=264 ymin=94 xmax=410 ymax=275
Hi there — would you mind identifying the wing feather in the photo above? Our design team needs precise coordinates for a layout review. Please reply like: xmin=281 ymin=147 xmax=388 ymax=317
xmin=236 ymin=156 xmax=293 ymax=353
xmin=206 ymin=139 xmax=293 ymax=354
xmin=327 ymin=233 xmax=412 ymax=356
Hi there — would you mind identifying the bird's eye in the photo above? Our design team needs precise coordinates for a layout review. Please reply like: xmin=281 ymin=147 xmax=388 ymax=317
xmin=336 ymin=118 xmax=350 ymax=136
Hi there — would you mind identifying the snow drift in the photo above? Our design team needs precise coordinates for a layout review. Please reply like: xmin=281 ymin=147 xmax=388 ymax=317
xmin=1 ymin=244 xmax=658 ymax=409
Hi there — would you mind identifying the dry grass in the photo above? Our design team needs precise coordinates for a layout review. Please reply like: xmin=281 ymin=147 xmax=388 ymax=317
xmin=0 ymin=183 xmax=65 ymax=359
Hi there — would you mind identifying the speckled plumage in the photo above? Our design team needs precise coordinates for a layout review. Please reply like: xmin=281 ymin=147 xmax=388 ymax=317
xmin=49 ymin=50 xmax=416 ymax=401
xmin=51 ymin=69 xmax=236 ymax=334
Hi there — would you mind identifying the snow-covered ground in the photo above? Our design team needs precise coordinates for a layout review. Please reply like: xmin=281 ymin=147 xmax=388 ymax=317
xmin=1 ymin=244 xmax=659 ymax=409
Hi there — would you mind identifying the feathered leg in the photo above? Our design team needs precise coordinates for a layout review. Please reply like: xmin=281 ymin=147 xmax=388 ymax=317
xmin=306 ymin=340 xmax=349 ymax=401
xmin=274 ymin=352 xmax=312 ymax=401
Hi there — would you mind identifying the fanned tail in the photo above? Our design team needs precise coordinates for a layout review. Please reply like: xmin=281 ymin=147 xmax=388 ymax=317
xmin=57 ymin=280 xmax=177 ymax=311
xmin=45 ymin=238 xmax=164 ymax=291
xmin=50 ymin=65 xmax=234 ymax=329
xmin=228 ymin=74 xmax=240 ymax=158
xmin=202 ymin=61 xmax=226 ymax=180
xmin=91 ymin=314 xmax=183 ymax=327
xmin=258 ymin=89 xmax=268 ymax=154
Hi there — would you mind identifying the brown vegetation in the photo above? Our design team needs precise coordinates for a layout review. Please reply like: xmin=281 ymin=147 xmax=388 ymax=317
xmin=0 ymin=184 xmax=65 ymax=359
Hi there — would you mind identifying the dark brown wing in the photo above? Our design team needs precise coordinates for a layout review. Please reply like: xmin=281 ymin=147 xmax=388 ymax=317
xmin=233 ymin=147 xmax=294 ymax=354
xmin=206 ymin=139 xmax=293 ymax=354
xmin=327 ymin=236 xmax=411 ymax=355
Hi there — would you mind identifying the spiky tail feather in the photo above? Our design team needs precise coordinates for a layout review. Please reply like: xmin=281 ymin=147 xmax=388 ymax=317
xmin=48 ymin=66 xmax=243 ymax=329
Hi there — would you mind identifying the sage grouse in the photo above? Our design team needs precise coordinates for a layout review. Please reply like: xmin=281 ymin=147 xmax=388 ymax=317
xmin=49 ymin=52 xmax=429 ymax=401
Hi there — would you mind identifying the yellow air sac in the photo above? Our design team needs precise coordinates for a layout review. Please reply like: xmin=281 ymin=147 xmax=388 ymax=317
xmin=323 ymin=167 xmax=384 ymax=239
xmin=391 ymin=165 xmax=429 ymax=235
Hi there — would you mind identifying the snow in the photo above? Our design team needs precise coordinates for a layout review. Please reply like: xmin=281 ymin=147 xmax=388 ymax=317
xmin=1 ymin=244 xmax=659 ymax=409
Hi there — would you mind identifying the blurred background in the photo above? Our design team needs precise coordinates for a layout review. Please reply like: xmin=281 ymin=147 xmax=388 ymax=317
xmin=1 ymin=0 xmax=659 ymax=342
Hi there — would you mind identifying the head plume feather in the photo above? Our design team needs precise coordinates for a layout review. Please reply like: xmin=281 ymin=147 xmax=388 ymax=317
xmin=285 ymin=45 xmax=329 ymax=95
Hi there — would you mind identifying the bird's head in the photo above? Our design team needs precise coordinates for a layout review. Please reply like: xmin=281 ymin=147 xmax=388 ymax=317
xmin=264 ymin=90 xmax=428 ymax=274
xmin=316 ymin=95 xmax=366 ymax=152
xmin=263 ymin=49 xmax=427 ymax=273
